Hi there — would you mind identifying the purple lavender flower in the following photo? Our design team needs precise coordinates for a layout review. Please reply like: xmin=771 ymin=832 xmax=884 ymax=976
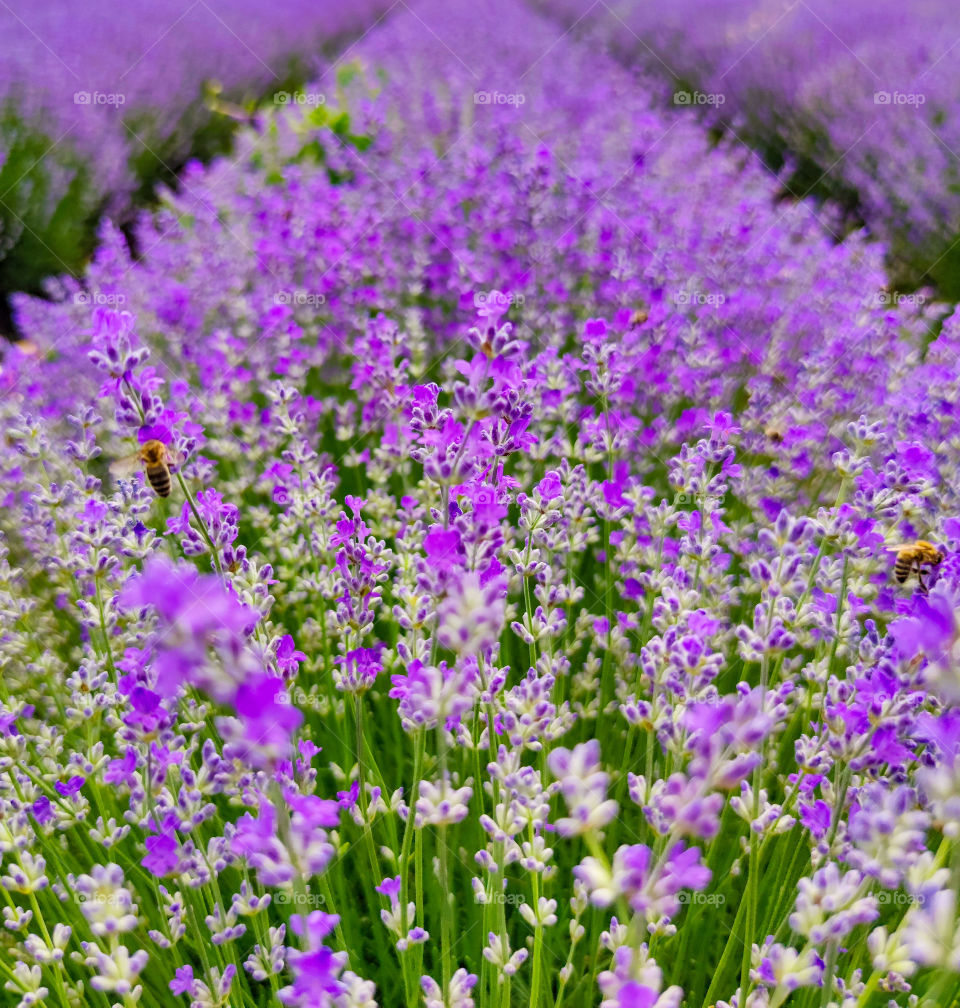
xmin=54 ymin=776 xmax=85 ymax=798
xmin=280 ymin=912 xmax=345 ymax=1007
xmin=142 ymin=832 xmax=180 ymax=878
xmin=118 ymin=555 xmax=253 ymax=701
xmin=890 ymin=582 xmax=960 ymax=703
xmin=169 ymin=964 xmax=194 ymax=995
xmin=276 ymin=635 xmax=307 ymax=678
xmin=334 ymin=646 xmax=383 ymax=694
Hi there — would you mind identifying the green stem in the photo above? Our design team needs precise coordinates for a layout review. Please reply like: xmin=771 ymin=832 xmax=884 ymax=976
xmin=94 ymin=576 xmax=116 ymax=675
xmin=27 ymin=891 xmax=71 ymax=1007
xmin=439 ymin=824 xmax=454 ymax=993
xmin=764 ymin=831 xmax=807 ymax=939
xmin=739 ymin=810 xmax=761 ymax=999
xmin=436 ymin=714 xmax=454 ymax=995
xmin=399 ymin=730 xmax=425 ymax=1005
xmin=352 ymin=694 xmax=383 ymax=915
xmin=854 ymin=970 xmax=880 ymax=1007
xmin=702 ymin=889 xmax=750 ymax=1007
xmin=819 ymin=941 xmax=839 ymax=1008
xmin=529 ymin=857 xmax=543 ymax=1008
xmin=175 ymin=472 xmax=224 ymax=576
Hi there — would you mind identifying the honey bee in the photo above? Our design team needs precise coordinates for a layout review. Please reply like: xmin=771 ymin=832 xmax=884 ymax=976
xmin=629 ymin=306 xmax=649 ymax=327
xmin=890 ymin=540 xmax=943 ymax=592
xmin=111 ymin=440 xmax=182 ymax=497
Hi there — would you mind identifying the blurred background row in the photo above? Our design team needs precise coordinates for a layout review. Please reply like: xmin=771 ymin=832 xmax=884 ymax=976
xmin=2 ymin=0 xmax=959 ymax=339
xmin=0 ymin=0 xmax=388 ymax=335
xmin=546 ymin=0 xmax=960 ymax=295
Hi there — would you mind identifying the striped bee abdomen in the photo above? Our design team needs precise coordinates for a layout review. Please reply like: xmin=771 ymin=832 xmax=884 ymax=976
xmin=145 ymin=465 xmax=172 ymax=497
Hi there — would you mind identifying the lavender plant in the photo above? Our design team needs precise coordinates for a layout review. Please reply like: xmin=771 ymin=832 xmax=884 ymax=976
xmin=1 ymin=1 xmax=960 ymax=1007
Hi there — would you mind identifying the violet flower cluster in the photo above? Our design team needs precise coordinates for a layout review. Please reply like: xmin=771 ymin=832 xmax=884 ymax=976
xmin=1 ymin=1 xmax=960 ymax=1007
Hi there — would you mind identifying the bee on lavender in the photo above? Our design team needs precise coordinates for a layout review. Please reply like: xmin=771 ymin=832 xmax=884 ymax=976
xmin=629 ymin=306 xmax=649 ymax=327
xmin=111 ymin=439 xmax=182 ymax=497
xmin=889 ymin=540 xmax=943 ymax=592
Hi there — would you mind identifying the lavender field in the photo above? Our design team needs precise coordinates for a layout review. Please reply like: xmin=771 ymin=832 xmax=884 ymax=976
xmin=2 ymin=2 xmax=960 ymax=1007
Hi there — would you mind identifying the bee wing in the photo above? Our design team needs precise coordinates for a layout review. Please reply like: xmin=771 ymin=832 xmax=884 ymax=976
xmin=109 ymin=451 xmax=143 ymax=479
xmin=166 ymin=447 xmax=185 ymax=471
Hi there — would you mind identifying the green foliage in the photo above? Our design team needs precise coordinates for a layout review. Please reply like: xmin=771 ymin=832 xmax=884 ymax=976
xmin=125 ymin=57 xmax=315 ymax=216
xmin=248 ymin=59 xmax=377 ymax=186
xmin=0 ymin=107 xmax=100 ymax=309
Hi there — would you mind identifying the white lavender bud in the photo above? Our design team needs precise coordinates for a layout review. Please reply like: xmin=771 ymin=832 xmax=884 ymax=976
xmin=867 ymin=925 xmax=917 ymax=978
xmin=2 ymin=852 xmax=48 ymax=895
xmin=88 ymin=817 xmax=130 ymax=848
xmin=750 ymin=937 xmax=823 ymax=992
xmin=790 ymin=864 xmax=878 ymax=942
xmin=244 ymin=925 xmax=286 ymax=982
xmin=600 ymin=917 xmax=629 ymax=951
xmin=519 ymin=834 xmax=553 ymax=873
xmin=570 ymin=879 xmax=589 ymax=916
xmin=4 ymin=963 xmax=47 ymax=1008
xmin=519 ymin=897 xmax=557 ymax=928
xmin=2 ymin=906 xmax=32 ymax=931
xmin=415 ymin=778 xmax=473 ymax=827
xmin=482 ymin=932 xmax=528 ymax=980
xmin=74 ymin=863 xmax=139 ymax=935
xmin=340 ymin=970 xmax=379 ymax=1006
xmin=79 ymin=940 xmax=148 ymax=995
xmin=547 ymin=740 xmax=618 ymax=837
xmin=22 ymin=923 xmax=70 ymax=965
xmin=231 ymin=881 xmax=272 ymax=916
xmin=900 ymin=890 xmax=960 ymax=970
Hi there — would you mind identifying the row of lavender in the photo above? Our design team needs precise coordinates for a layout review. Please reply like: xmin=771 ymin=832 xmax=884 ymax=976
xmin=3 ymin=0 xmax=960 ymax=1006
xmin=543 ymin=0 xmax=960 ymax=294
xmin=0 ymin=0 xmax=387 ymax=312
